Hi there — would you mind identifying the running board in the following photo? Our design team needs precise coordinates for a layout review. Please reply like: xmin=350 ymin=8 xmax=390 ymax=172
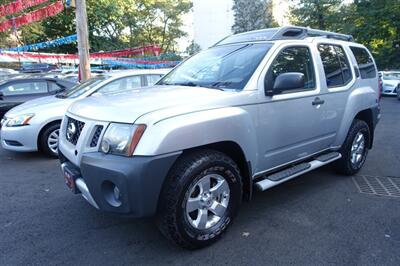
xmin=255 ymin=152 xmax=341 ymax=191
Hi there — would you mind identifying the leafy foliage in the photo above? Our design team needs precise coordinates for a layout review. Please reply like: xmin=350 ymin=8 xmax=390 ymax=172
xmin=0 ymin=0 xmax=191 ymax=53
xmin=290 ymin=0 xmax=400 ymax=69
xmin=232 ymin=0 xmax=276 ymax=34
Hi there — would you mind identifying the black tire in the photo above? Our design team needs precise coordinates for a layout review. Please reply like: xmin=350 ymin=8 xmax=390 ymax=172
xmin=156 ymin=149 xmax=242 ymax=249
xmin=38 ymin=123 xmax=60 ymax=158
xmin=335 ymin=119 xmax=370 ymax=175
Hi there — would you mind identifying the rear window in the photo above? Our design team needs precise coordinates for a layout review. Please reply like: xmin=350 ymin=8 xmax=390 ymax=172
xmin=350 ymin=47 xmax=376 ymax=79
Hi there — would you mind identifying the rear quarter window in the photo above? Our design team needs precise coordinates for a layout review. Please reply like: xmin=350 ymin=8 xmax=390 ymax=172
xmin=350 ymin=47 xmax=376 ymax=79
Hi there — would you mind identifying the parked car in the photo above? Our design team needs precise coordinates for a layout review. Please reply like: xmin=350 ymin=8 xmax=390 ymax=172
xmin=57 ymin=26 xmax=380 ymax=249
xmin=0 ymin=77 xmax=75 ymax=119
xmin=378 ymin=71 xmax=400 ymax=96
xmin=0 ymin=69 xmax=169 ymax=157
xmin=0 ymin=68 xmax=18 ymax=76
xmin=20 ymin=63 xmax=58 ymax=73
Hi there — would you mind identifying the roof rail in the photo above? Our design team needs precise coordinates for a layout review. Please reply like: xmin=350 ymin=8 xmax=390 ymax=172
xmin=271 ymin=26 xmax=354 ymax=42
xmin=214 ymin=26 xmax=354 ymax=46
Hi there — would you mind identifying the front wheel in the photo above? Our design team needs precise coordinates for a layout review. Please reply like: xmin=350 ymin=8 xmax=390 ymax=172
xmin=335 ymin=119 xmax=370 ymax=175
xmin=156 ymin=149 xmax=242 ymax=249
xmin=39 ymin=123 xmax=60 ymax=158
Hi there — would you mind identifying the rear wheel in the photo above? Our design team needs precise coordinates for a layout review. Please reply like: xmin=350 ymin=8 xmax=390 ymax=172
xmin=39 ymin=123 xmax=60 ymax=158
xmin=335 ymin=119 xmax=370 ymax=175
xmin=156 ymin=149 xmax=242 ymax=249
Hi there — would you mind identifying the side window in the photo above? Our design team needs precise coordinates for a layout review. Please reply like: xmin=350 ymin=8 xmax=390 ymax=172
xmin=270 ymin=46 xmax=316 ymax=91
xmin=350 ymin=46 xmax=376 ymax=79
xmin=146 ymin=74 xmax=163 ymax=86
xmin=334 ymin=46 xmax=352 ymax=84
xmin=318 ymin=44 xmax=352 ymax=87
xmin=48 ymin=82 xmax=62 ymax=92
xmin=1 ymin=81 xmax=47 ymax=96
xmin=96 ymin=76 xmax=141 ymax=94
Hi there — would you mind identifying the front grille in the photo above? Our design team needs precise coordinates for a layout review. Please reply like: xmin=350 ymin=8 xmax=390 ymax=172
xmin=90 ymin=125 xmax=103 ymax=147
xmin=65 ymin=117 xmax=85 ymax=145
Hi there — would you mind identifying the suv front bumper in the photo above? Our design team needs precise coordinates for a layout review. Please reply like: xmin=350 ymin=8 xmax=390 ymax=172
xmin=59 ymin=150 xmax=181 ymax=217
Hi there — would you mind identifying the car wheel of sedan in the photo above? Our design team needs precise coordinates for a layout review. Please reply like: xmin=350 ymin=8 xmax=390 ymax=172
xmin=39 ymin=123 xmax=60 ymax=158
xmin=156 ymin=149 xmax=242 ymax=249
xmin=335 ymin=119 xmax=370 ymax=175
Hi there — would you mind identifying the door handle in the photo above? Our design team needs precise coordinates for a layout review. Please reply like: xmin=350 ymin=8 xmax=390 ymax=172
xmin=312 ymin=97 xmax=325 ymax=106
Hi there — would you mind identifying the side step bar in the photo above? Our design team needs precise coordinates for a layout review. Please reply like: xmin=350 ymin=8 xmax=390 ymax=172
xmin=255 ymin=152 xmax=341 ymax=191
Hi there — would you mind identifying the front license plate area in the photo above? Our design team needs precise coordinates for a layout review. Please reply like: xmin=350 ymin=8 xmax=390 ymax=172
xmin=62 ymin=165 xmax=80 ymax=194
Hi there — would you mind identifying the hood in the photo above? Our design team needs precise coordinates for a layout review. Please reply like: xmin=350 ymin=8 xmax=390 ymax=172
xmin=6 ymin=95 xmax=73 ymax=117
xmin=382 ymin=79 xmax=400 ymax=86
xmin=68 ymin=86 xmax=240 ymax=123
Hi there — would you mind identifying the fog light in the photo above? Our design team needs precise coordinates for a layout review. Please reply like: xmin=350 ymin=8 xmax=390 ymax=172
xmin=101 ymin=181 xmax=122 ymax=207
xmin=100 ymin=140 xmax=110 ymax=153
xmin=113 ymin=186 xmax=121 ymax=201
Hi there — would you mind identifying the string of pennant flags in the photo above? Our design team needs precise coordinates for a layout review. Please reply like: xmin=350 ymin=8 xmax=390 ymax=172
xmin=0 ymin=0 xmax=49 ymax=17
xmin=2 ymin=34 xmax=78 ymax=52
xmin=0 ymin=0 xmax=65 ymax=32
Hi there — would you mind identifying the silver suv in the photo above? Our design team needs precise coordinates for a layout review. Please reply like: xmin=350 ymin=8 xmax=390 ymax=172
xmin=58 ymin=26 xmax=380 ymax=249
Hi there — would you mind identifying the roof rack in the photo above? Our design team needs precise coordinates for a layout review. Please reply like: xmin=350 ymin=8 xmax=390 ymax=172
xmin=272 ymin=26 xmax=354 ymax=42
xmin=214 ymin=26 xmax=354 ymax=46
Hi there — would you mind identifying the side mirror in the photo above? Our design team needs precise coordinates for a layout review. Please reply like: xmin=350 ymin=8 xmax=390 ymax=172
xmin=265 ymin=72 xmax=305 ymax=96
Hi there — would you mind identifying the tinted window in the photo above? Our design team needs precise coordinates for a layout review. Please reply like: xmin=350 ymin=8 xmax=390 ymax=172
xmin=334 ymin=46 xmax=352 ymax=83
xmin=146 ymin=74 xmax=163 ymax=86
xmin=270 ymin=46 xmax=315 ymax=90
xmin=318 ymin=44 xmax=352 ymax=87
xmin=96 ymin=76 xmax=142 ymax=95
xmin=350 ymin=46 xmax=376 ymax=79
xmin=1 ymin=81 xmax=47 ymax=96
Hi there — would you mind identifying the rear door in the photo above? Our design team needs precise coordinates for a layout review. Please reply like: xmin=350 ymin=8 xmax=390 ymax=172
xmin=314 ymin=42 xmax=357 ymax=148
xmin=0 ymin=80 xmax=49 ymax=117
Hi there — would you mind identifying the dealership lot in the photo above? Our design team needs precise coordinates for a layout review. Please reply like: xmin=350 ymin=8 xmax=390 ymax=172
xmin=0 ymin=97 xmax=399 ymax=265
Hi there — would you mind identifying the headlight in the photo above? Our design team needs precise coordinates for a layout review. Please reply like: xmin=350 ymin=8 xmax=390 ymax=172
xmin=6 ymin=114 xmax=35 ymax=127
xmin=100 ymin=123 xmax=146 ymax=156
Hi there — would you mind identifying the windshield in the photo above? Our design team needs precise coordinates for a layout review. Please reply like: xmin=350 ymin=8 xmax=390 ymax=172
xmin=158 ymin=43 xmax=272 ymax=90
xmin=383 ymin=72 xmax=400 ymax=80
xmin=57 ymin=76 xmax=108 ymax=98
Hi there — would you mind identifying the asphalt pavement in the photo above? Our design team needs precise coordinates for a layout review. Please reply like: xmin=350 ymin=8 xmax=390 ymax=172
xmin=0 ymin=97 xmax=399 ymax=265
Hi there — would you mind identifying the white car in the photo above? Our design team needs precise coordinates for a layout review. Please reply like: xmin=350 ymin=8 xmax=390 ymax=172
xmin=379 ymin=71 xmax=400 ymax=96
xmin=0 ymin=69 xmax=170 ymax=157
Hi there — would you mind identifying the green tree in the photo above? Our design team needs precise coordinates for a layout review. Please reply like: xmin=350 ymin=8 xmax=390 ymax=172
xmin=346 ymin=0 xmax=400 ymax=69
xmin=0 ymin=0 xmax=192 ymax=53
xmin=289 ymin=0 xmax=342 ymax=31
xmin=232 ymin=0 xmax=276 ymax=34
xmin=185 ymin=40 xmax=201 ymax=55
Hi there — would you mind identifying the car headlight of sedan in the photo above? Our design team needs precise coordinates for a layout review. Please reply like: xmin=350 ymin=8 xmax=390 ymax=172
xmin=100 ymin=123 xmax=146 ymax=156
xmin=6 ymin=114 xmax=35 ymax=127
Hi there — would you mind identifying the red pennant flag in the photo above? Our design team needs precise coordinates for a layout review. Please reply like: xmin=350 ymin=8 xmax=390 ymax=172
xmin=0 ymin=0 xmax=49 ymax=17
xmin=0 ymin=1 xmax=64 ymax=32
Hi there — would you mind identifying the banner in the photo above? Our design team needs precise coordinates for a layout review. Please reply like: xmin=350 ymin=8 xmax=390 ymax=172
xmin=90 ymin=45 xmax=162 ymax=58
xmin=0 ymin=45 xmax=164 ymax=63
xmin=0 ymin=0 xmax=48 ymax=17
xmin=102 ymin=59 xmax=181 ymax=69
xmin=3 ymin=34 xmax=77 ymax=52
xmin=0 ymin=1 xmax=64 ymax=32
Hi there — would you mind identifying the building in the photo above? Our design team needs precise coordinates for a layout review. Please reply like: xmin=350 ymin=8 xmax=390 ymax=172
xmin=192 ymin=0 xmax=234 ymax=50
xmin=190 ymin=0 xmax=290 ymax=50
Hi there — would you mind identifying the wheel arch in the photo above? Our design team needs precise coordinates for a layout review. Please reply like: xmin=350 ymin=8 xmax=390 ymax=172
xmin=173 ymin=141 xmax=253 ymax=201
xmin=354 ymin=109 xmax=374 ymax=149
xmin=37 ymin=119 xmax=62 ymax=151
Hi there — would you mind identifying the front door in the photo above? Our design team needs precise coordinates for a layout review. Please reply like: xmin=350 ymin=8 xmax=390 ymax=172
xmin=256 ymin=44 xmax=334 ymax=172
